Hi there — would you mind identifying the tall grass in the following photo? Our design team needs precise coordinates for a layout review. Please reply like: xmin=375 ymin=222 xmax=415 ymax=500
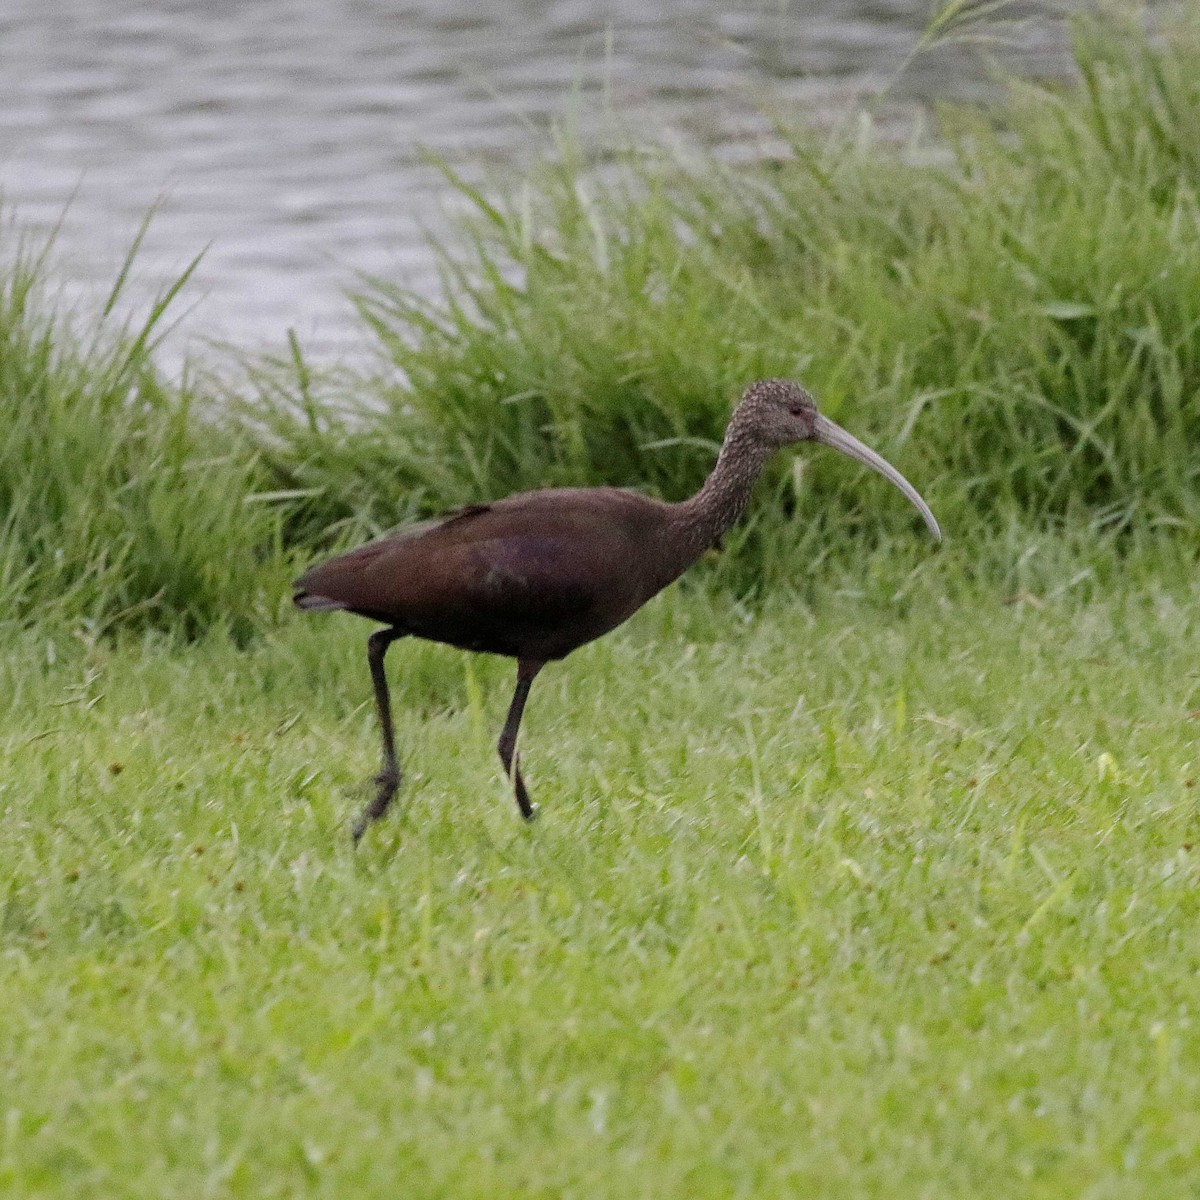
xmin=250 ymin=6 xmax=1200 ymax=575
xmin=0 ymin=219 xmax=281 ymax=636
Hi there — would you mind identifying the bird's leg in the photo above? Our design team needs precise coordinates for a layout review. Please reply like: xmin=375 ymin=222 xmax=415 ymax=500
xmin=353 ymin=627 xmax=407 ymax=843
xmin=498 ymin=659 xmax=544 ymax=820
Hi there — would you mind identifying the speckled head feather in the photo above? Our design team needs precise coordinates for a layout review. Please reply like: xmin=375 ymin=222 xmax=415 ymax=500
xmin=728 ymin=378 xmax=820 ymax=449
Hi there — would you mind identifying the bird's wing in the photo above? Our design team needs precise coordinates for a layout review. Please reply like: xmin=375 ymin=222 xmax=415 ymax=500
xmin=334 ymin=531 xmax=626 ymax=659
xmin=296 ymin=526 xmax=616 ymax=623
xmin=293 ymin=503 xmax=493 ymax=593
xmin=451 ymin=535 xmax=603 ymax=619
xmin=295 ymin=488 xmax=654 ymax=654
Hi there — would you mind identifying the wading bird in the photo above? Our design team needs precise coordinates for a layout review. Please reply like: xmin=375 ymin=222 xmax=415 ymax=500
xmin=294 ymin=379 xmax=940 ymax=840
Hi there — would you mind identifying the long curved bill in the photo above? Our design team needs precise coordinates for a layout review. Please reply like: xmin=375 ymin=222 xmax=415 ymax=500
xmin=813 ymin=415 xmax=941 ymax=542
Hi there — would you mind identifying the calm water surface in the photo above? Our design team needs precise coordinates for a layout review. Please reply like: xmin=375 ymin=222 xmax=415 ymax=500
xmin=1 ymin=1 xmax=1071 ymax=364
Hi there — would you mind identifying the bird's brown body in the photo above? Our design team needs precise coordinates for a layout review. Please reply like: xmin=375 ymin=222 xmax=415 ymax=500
xmin=296 ymin=487 xmax=687 ymax=662
xmin=295 ymin=380 xmax=941 ymax=839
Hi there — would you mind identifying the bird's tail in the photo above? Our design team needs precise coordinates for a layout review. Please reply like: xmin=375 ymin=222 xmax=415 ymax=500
xmin=293 ymin=590 xmax=346 ymax=612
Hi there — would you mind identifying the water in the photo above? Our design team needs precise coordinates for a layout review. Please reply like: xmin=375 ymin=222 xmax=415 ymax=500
xmin=0 ymin=0 xmax=1071 ymax=365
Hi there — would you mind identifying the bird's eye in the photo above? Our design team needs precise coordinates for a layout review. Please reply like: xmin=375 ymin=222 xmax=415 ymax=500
xmin=789 ymin=403 xmax=807 ymax=417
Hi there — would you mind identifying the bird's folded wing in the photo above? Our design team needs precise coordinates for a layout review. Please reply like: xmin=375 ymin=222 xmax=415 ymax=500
xmin=450 ymin=536 xmax=607 ymax=620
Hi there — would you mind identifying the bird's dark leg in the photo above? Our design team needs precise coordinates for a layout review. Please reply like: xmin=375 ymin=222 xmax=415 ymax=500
xmin=498 ymin=659 xmax=544 ymax=820
xmin=353 ymin=627 xmax=407 ymax=843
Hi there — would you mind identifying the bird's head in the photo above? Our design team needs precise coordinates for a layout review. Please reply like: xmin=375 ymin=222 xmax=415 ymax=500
xmin=734 ymin=378 xmax=941 ymax=541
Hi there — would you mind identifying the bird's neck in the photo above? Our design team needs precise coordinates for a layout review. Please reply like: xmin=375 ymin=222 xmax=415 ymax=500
xmin=669 ymin=425 xmax=774 ymax=563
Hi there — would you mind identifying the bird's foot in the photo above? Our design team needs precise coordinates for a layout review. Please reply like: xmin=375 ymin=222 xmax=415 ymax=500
xmin=352 ymin=768 xmax=400 ymax=844
xmin=522 ymin=802 xmax=540 ymax=823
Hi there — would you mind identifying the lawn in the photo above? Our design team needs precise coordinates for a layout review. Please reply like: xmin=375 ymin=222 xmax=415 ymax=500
xmin=4 ymin=567 xmax=1200 ymax=1197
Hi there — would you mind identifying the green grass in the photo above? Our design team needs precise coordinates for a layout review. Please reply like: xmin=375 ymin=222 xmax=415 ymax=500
xmin=0 ymin=216 xmax=285 ymax=638
xmin=5 ymin=569 xmax=1200 ymax=1197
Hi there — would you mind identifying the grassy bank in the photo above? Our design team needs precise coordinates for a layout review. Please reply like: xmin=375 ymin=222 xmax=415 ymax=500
xmin=0 ymin=219 xmax=286 ymax=637
xmin=2 ymin=9 xmax=1198 ymax=636
xmin=3 ymin=575 xmax=1200 ymax=1197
